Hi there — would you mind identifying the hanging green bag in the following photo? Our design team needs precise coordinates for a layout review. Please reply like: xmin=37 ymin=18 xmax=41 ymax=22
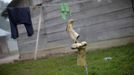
xmin=60 ymin=3 xmax=70 ymax=20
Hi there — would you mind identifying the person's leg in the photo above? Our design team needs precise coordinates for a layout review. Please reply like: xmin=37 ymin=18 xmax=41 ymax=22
xmin=7 ymin=8 xmax=19 ymax=39
xmin=9 ymin=21 xmax=19 ymax=39
xmin=24 ymin=23 xmax=34 ymax=37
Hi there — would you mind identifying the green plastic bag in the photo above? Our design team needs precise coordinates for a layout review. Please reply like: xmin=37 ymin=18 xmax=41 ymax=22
xmin=64 ymin=3 xmax=70 ymax=12
xmin=60 ymin=3 xmax=70 ymax=20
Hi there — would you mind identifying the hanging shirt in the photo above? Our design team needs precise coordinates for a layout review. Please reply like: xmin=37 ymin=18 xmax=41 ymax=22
xmin=7 ymin=7 xmax=34 ymax=39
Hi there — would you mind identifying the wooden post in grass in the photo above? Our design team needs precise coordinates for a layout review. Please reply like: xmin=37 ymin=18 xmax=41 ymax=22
xmin=66 ymin=19 xmax=88 ymax=75
xmin=72 ymin=42 xmax=88 ymax=75
xmin=71 ymin=41 xmax=87 ymax=66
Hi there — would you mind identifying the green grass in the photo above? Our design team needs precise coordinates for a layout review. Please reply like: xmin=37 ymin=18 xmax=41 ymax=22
xmin=0 ymin=43 xmax=134 ymax=75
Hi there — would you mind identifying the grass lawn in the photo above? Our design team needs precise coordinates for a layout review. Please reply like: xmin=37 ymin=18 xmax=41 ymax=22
xmin=0 ymin=43 xmax=134 ymax=75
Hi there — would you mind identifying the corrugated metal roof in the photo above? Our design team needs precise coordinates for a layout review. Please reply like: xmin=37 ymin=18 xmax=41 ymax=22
xmin=0 ymin=28 xmax=9 ymax=37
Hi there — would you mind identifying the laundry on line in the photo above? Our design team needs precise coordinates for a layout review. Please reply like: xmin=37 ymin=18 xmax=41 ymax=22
xmin=7 ymin=7 xmax=34 ymax=39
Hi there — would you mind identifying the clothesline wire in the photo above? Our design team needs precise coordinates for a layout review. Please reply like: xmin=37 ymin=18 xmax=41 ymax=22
xmin=0 ymin=0 xmax=91 ymax=8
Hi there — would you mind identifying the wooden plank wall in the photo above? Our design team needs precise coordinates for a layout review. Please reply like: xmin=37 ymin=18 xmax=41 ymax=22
xmin=17 ymin=0 xmax=134 ymax=55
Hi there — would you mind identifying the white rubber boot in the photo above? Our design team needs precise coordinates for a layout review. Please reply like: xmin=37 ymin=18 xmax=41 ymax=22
xmin=66 ymin=19 xmax=79 ymax=43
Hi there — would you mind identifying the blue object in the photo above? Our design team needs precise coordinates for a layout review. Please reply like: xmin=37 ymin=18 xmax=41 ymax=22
xmin=7 ymin=7 xmax=34 ymax=39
